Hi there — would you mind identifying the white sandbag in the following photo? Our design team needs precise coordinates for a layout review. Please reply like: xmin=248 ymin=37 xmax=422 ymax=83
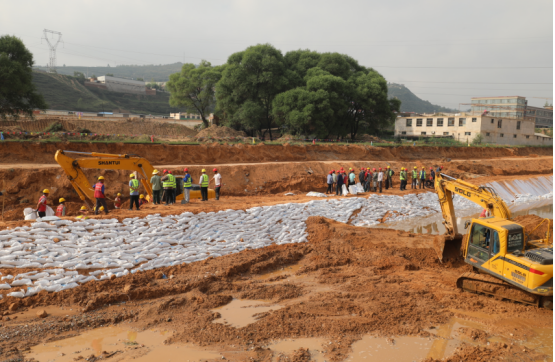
xmin=348 ymin=185 xmax=358 ymax=195
xmin=306 ymin=192 xmax=327 ymax=198
xmin=8 ymin=291 xmax=25 ymax=298
xmin=24 ymin=208 xmax=38 ymax=220
xmin=0 ymin=283 xmax=11 ymax=289
xmin=342 ymin=185 xmax=349 ymax=196
xmin=11 ymin=278 xmax=32 ymax=286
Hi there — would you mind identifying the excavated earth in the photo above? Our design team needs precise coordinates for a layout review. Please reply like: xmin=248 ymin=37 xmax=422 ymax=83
xmin=0 ymin=143 xmax=552 ymax=361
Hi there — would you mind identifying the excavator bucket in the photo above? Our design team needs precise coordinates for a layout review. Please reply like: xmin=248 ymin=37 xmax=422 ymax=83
xmin=433 ymin=233 xmax=464 ymax=262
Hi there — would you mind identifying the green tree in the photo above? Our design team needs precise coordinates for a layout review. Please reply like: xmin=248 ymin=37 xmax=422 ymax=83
xmin=216 ymin=44 xmax=292 ymax=138
xmin=0 ymin=35 xmax=47 ymax=119
xmin=105 ymin=73 xmax=114 ymax=77
xmin=137 ymin=77 xmax=144 ymax=81
xmin=167 ymin=60 xmax=222 ymax=128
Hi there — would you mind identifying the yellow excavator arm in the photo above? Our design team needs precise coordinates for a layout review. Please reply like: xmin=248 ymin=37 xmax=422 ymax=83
xmin=55 ymin=150 xmax=155 ymax=207
xmin=435 ymin=173 xmax=511 ymax=237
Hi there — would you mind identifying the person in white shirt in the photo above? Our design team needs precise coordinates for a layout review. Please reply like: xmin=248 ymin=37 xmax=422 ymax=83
xmin=377 ymin=167 xmax=384 ymax=193
xmin=210 ymin=168 xmax=222 ymax=200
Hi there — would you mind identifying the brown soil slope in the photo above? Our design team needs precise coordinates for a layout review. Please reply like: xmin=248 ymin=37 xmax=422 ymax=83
xmin=0 ymin=216 xmax=551 ymax=361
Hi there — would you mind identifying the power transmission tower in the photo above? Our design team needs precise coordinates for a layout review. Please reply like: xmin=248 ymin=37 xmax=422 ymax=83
xmin=42 ymin=29 xmax=63 ymax=73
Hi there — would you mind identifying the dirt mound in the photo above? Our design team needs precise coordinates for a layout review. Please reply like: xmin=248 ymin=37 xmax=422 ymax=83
xmin=357 ymin=133 xmax=391 ymax=143
xmin=514 ymin=214 xmax=553 ymax=243
xmin=196 ymin=125 xmax=246 ymax=139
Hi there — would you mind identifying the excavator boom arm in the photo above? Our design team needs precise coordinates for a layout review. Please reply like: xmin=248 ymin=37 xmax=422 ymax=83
xmin=435 ymin=173 xmax=511 ymax=236
xmin=55 ymin=150 xmax=155 ymax=207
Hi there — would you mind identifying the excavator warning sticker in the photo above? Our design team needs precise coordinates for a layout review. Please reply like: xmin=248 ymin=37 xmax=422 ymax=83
xmin=507 ymin=233 xmax=523 ymax=251
xmin=99 ymin=161 xmax=120 ymax=165
xmin=511 ymin=270 xmax=526 ymax=283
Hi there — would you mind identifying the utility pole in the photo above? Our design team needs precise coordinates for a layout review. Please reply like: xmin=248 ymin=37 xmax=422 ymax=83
xmin=42 ymin=29 xmax=63 ymax=73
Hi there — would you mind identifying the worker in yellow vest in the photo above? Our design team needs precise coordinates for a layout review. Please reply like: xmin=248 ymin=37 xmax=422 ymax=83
xmin=199 ymin=169 xmax=209 ymax=201
xmin=411 ymin=166 xmax=418 ymax=189
xmin=129 ymin=174 xmax=140 ymax=210
xmin=161 ymin=169 xmax=176 ymax=205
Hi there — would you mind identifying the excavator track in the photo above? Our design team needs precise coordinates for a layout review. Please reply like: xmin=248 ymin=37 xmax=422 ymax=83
xmin=457 ymin=271 xmax=553 ymax=309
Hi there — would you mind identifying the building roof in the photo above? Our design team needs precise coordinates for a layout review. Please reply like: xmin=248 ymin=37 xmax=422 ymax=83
xmin=471 ymin=96 xmax=525 ymax=99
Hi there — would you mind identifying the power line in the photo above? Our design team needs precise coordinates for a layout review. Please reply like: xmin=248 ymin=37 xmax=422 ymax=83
xmin=391 ymin=81 xmax=552 ymax=85
xmin=375 ymin=66 xmax=551 ymax=69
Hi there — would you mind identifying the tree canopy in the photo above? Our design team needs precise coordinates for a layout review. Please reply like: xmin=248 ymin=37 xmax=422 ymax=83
xmin=168 ymin=45 xmax=400 ymax=139
xmin=166 ymin=60 xmax=221 ymax=128
xmin=0 ymin=35 xmax=47 ymax=120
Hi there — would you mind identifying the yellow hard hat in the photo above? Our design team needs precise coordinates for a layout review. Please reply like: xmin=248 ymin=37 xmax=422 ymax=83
xmin=387 ymin=166 xmax=390 ymax=168
xmin=130 ymin=174 xmax=135 ymax=178
xmin=59 ymin=198 xmax=66 ymax=203
xmin=117 ymin=193 xmax=121 ymax=196
xmin=139 ymin=194 xmax=144 ymax=199
xmin=201 ymin=169 xmax=206 ymax=172
xmin=43 ymin=189 xmax=49 ymax=194
xmin=80 ymin=206 xmax=87 ymax=211
xmin=152 ymin=170 xmax=159 ymax=175
xmin=422 ymin=166 xmax=425 ymax=169
xmin=99 ymin=206 xmax=104 ymax=211
xmin=98 ymin=176 xmax=105 ymax=180
xmin=414 ymin=166 xmax=417 ymax=169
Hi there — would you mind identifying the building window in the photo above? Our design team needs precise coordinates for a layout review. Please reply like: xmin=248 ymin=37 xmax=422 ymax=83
xmin=513 ymin=134 xmax=517 ymax=138
xmin=406 ymin=119 xmax=412 ymax=127
xmin=459 ymin=118 xmax=466 ymax=126
xmin=401 ymin=131 xmax=406 ymax=135
xmin=426 ymin=118 xmax=433 ymax=127
xmin=443 ymin=132 xmax=449 ymax=135
xmin=517 ymin=121 xmax=521 ymax=130
xmin=464 ymin=132 xmax=471 ymax=136
xmin=437 ymin=118 xmax=444 ymax=126
xmin=472 ymin=118 xmax=477 ymax=122
xmin=497 ymin=120 xmax=502 ymax=128
xmin=486 ymin=133 xmax=490 ymax=136
xmin=421 ymin=132 xmax=426 ymax=135
xmin=448 ymin=118 xmax=455 ymax=126
xmin=500 ymin=133 xmax=504 ymax=137
xmin=526 ymin=135 xmax=529 ymax=139
xmin=491 ymin=119 xmax=494 ymax=124
xmin=416 ymin=119 xmax=423 ymax=127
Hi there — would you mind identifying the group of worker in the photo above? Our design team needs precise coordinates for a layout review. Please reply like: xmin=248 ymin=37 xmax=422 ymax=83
xmin=325 ymin=165 xmax=444 ymax=195
xmin=35 ymin=167 xmax=223 ymax=219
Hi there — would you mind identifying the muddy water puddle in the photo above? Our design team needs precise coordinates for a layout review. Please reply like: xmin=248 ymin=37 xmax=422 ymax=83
xmin=345 ymin=335 xmax=435 ymax=361
xmin=26 ymin=327 xmax=221 ymax=362
xmin=212 ymin=299 xmax=284 ymax=328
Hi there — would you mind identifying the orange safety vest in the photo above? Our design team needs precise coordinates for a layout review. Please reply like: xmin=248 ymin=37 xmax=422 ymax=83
xmin=55 ymin=204 xmax=65 ymax=217
xmin=94 ymin=183 xmax=105 ymax=198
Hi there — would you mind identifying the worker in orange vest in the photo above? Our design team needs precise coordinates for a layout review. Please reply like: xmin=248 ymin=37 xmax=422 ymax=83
xmin=93 ymin=176 xmax=109 ymax=215
xmin=55 ymin=198 xmax=67 ymax=217
xmin=36 ymin=189 xmax=49 ymax=218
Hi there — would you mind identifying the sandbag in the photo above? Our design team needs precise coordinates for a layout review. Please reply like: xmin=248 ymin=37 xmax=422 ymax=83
xmin=24 ymin=208 xmax=37 ymax=221
xmin=341 ymin=185 xmax=349 ymax=196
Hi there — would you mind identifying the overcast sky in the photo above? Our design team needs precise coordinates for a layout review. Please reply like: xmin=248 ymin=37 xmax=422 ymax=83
xmin=1 ymin=0 xmax=553 ymax=108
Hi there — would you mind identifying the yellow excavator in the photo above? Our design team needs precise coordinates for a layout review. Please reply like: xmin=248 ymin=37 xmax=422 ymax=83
xmin=55 ymin=150 xmax=214 ymax=207
xmin=435 ymin=173 xmax=553 ymax=309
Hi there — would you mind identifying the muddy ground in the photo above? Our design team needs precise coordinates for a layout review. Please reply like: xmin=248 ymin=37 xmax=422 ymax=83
xmin=0 ymin=143 xmax=552 ymax=361
xmin=0 ymin=216 xmax=552 ymax=362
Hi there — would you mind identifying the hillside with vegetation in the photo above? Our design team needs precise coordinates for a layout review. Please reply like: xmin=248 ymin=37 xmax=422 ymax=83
xmin=34 ymin=63 xmax=184 ymax=82
xmin=32 ymin=71 xmax=184 ymax=114
xmin=388 ymin=83 xmax=458 ymax=114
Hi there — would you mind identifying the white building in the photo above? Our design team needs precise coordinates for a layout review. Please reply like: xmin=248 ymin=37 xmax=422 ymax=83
xmin=96 ymin=76 xmax=146 ymax=95
xmin=395 ymin=113 xmax=552 ymax=146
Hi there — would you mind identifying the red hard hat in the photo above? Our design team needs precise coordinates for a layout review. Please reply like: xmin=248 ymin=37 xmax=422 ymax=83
xmin=329 ymin=171 xmax=333 ymax=174
xmin=332 ymin=169 xmax=335 ymax=172
xmin=183 ymin=168 xmax=188 ymax=172
xmin=213 ymin=168 xmax=218 ymax=172
xmin=440 ymin=166 xmax=444 ymax=169
xmin=373 ymin=168 xmax=376 ymax=171
xmin=163 ymin=169 xmax=168 ymax=173
xmin=379 ymin=167 xmax=382 ymax=170
xmin=430 ymin=167 xmax=433 ymax=170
